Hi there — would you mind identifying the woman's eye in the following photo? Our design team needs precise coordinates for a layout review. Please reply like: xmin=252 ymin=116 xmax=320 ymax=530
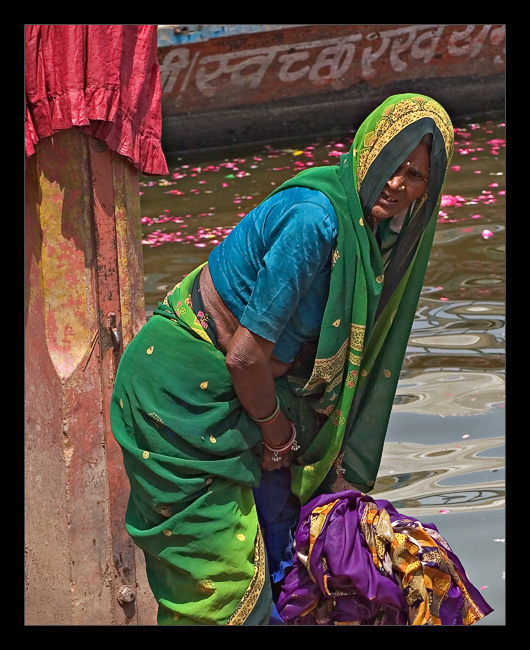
xmin=409 ymin=168 xmax=428 ymax=181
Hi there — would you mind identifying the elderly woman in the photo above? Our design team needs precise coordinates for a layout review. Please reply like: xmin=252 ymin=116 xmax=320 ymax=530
xmin=110 ymin=94 xmax=492 ymax=625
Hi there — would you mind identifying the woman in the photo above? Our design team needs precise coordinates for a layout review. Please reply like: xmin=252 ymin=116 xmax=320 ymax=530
xmin=110 ymin=94 xmax=491 ymax=625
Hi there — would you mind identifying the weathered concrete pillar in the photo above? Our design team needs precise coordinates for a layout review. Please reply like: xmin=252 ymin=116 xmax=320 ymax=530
xmin=25 ymin=128 xmax=156 ymax=625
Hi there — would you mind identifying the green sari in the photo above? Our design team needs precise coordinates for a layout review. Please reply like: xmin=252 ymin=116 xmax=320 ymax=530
xmin=274 ymin=94 xmax=454 ymax=499
xmin=110 ymin=94 xmax=454 ymax=625
xmin=111 ymin=267 xmax=270 ymax=625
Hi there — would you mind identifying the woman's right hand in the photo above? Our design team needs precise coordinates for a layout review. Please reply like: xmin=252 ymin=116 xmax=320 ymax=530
xmin=260 ymin=414 xmax=295 ymax=471
xmin=261 ymin=445 xmax=294 ymax=471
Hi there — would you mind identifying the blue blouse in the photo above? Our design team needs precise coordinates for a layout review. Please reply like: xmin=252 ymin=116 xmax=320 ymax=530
xmin=208 ymin=187 xmax=338 ymax=363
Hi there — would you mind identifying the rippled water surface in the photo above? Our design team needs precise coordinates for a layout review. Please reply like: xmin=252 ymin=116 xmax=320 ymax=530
xmin=139 ymin=112 xmax=505 ymax=624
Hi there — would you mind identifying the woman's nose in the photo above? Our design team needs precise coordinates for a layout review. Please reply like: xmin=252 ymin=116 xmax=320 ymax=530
xmin=387 ymin=173 xmax=404 ymax=190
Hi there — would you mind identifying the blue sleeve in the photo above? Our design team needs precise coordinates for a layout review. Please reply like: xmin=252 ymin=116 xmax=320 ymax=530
xmin=240 ymin=196 xmax=336 ymax=344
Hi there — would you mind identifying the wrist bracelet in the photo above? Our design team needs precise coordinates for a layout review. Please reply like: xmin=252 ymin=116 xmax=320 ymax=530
xmin=249 ymin=395 xmax=280 ymax=424
xmin=258 ymin=408 xmax=281 ymax=426
xmin=263 ymin=421 xmax=300 ymax=462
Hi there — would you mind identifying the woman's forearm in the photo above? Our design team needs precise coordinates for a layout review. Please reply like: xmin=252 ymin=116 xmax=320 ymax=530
xmin=226 ymin=325 xmax=293 ymax=450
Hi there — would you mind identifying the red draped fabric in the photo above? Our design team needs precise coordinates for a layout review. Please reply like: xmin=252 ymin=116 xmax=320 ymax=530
xmin=25 ymin=24 xmax=168 ymax=176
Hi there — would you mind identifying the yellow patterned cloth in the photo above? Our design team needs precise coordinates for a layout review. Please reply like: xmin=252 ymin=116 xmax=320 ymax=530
xmin=277 ymin=491 xmax=493 ymax=625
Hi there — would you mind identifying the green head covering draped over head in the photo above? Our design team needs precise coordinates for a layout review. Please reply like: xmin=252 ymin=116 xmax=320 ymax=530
xmin=269 ymin=94 xmax=454 ymax=503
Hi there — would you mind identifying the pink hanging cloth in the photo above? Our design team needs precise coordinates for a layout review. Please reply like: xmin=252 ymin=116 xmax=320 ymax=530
xmin=25 ymin=24 xmax=168 ymax=176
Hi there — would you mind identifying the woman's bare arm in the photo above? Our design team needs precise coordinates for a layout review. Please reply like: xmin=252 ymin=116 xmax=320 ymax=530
xmin=225 ymin=325 xmax=294 ymax=470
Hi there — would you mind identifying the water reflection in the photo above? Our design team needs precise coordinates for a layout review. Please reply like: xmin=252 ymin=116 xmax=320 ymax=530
xmin=397 ymin=292 xmax=505 ymax=417
xmin=373 ymin=436 xmax=505 ymax=516
xmin=394 ymin=371 xmax=504 ymax=415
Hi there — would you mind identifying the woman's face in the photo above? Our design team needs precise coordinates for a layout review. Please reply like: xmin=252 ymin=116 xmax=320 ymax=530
xmin=371 ymin=141 xmax=431 ymax=221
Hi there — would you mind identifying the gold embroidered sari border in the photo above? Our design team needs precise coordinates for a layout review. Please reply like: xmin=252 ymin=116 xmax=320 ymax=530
xmin=305 ymin=323 xmax=366 ymax=393
xmin=356 ymin=97 xmax=453 ymax=189
xmin=226 ymin=527 xmax=267 ymax=625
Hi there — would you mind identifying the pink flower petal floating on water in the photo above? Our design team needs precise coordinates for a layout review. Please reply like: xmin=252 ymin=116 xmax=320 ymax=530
xmin=482 ymin=229 xmax=494 ymax=239
xmin=142 ymin=224 xmax=236 ymax=248
xmin=441 ymin=194 xmax=466 ymax=207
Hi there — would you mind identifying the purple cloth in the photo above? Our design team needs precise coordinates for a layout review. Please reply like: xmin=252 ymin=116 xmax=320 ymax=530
xmin=276 ymin=490 xmax=493 ymax=626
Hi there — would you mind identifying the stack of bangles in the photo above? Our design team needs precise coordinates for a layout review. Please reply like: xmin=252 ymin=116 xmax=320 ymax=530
xmin=249 ymin=396 xmax=300 ymax=462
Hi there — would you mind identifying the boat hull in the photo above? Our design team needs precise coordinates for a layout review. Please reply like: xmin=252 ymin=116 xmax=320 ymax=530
xmin=157 ymin=24 xmax=505 ymax=153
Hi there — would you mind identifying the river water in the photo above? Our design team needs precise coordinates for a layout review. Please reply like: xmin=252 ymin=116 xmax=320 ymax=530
xmin=139 ymin=112 xmax=505 ymax=625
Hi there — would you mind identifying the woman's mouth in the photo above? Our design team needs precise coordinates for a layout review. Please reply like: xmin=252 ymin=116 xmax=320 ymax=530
xmin=372 ymin=189 xmax=405 ymax=220
xmin=378 ymin=190 xmax=398 ymax=204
